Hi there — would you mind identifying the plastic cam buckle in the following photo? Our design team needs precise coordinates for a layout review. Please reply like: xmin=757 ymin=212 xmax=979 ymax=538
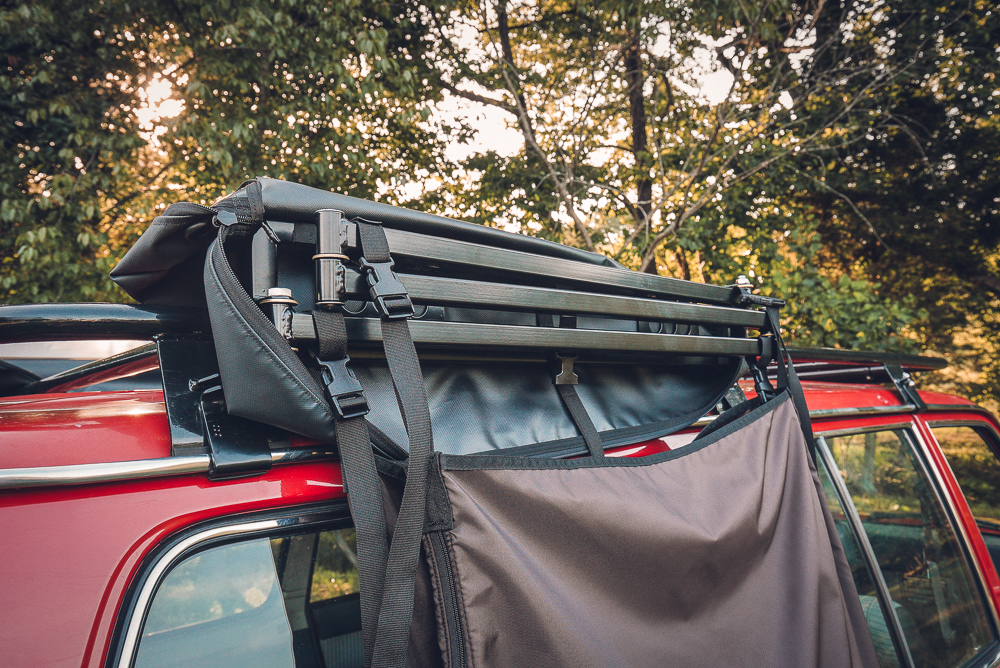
xmin=318 ymin=357 xmax=370 ymax=419
xmin=359 ymin=257 xmax=414 ymax=319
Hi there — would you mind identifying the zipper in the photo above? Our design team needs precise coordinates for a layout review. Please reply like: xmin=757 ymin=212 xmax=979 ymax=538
xmin=429 ymin=530 xmax=468 ymax=668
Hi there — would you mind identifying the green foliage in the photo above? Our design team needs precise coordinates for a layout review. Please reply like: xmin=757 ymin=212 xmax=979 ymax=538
xmin=417 ymin=0 xmax=945 ymax=358
xmin=784 ymin=0 xmax=1000 ymax=392
xmin=6 ymin=0 xmax=1000 ymax=405
xmin=0 ymin=0 xmax=445 ymax=303
xmin=1 ymin=3 xmax=150 ymax=301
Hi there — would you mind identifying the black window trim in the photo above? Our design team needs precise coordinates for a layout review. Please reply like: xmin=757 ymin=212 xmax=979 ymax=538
xmin=106 ymin=500 xmax=353 ymax=668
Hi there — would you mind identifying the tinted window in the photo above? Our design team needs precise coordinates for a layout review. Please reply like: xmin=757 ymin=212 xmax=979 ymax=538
xmin=931 ymin=425 xmax=1000 ymax=572
xmin=826 ymin=429 xmax=994 ymax=667
xmin=134 ymin=528 xmax=362 ymax=668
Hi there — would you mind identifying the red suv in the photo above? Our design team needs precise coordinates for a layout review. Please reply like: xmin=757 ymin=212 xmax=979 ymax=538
xmin=1 ymin=308 xmax=999 ymax=668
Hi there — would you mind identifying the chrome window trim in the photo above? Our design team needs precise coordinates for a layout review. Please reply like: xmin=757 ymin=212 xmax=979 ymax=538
xmin=923 ymin=419 xmax=1000 ymax=429
xmin=816 ymin=436 xmax=915 ymax=668
xmin=808 ymin=402 xmax=992 ymax=422
xmin=814 ymin=422 xmax=914 ymax=439
xmin=924 ymin=403 xmax=998 ymax=419
xmin=0 ymin=455 xmax=211 ymax=489
xmin=115 ymin=518 xmax=282 ymax=668
xmin=811 ymin=405 xmax=917 ymax=420
xmin=0 ymin=448 xmax=338 ymax=490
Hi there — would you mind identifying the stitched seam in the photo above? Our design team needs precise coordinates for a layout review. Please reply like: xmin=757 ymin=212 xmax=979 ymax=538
xmin=439 ymin=393 xmax=790 ymax=471
xmin=208 ymin=240 xmax=333 ymax=414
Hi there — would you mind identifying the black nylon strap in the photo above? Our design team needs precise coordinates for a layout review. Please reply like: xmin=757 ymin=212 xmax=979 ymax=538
xmin=356 ymin=221 xmax=434 ymax=667
xmin=312 ymin=310 xmax=389 ymax=667
xmin=764 ymin=306 xmax=816 ymax=453
xmin=358 ymin=219 xmax=391 ymax=260
xmin=314 ymin=309 xmax=348 ymax=359
xmin=217 ymin=179 xmax=264 ymax=242
xmin=556 ymin=383 xmax=605 ymax=458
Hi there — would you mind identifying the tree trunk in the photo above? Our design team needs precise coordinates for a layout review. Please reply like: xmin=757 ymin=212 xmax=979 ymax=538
xmin=624 ymin=30 xmax=655 ymax=274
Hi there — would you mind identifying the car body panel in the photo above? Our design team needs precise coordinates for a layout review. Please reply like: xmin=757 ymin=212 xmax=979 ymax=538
xmin=0 ymin=462 xmax=344 ymax=667
xmin=2 ymin=381 xmax=999 ymax=667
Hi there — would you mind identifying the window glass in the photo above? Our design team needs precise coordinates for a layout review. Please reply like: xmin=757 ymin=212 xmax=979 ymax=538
xmin=826 ymin=429 xmax=994 ymax=667
xmin=135 ymin=527 xmax=362 ymax=668
xmin=310 ymin=528 xmax=360 ymax=601
xmin=143 ymin=539 xmax=280 ymax=635
xmin=816 ymin=460 xmax=900 ymax=667
xmin=931 ymin=425 xmax=1000 ymax=572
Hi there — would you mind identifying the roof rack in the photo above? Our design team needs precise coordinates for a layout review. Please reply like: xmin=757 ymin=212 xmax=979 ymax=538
xmin=785 ymin=347 xmax=947 ymax=374
xmin=779 ymin=347 xmax=947 ymax=411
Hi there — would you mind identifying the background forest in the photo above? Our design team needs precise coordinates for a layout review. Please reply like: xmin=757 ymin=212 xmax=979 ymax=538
xmin=3 ymin=0 xmax=999 ymax=403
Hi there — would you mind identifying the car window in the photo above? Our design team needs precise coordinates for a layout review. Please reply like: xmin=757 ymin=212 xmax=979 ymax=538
xmin=134 ymin=527 xmax=362 ymax=668
xmin=930 ymin=424 xmax=1000 ymax=573
xmin=816 ymin=458 xmax=902 ymax=667
xmin=824 ymin=429 xmax=995 ymax=667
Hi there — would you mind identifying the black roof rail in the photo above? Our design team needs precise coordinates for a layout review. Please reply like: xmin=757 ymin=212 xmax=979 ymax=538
xmin=0 ymin=303 xmax=210 ymax=342
xmin=785 ymin=347 xmax=947 ymax=372
xmin=772 ymin=346 xmax=946 ymax=410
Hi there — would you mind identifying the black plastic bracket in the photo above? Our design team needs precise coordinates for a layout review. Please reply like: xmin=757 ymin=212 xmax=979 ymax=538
xmin=750 ymin=335 xmax=778 ymax=401
xmin=198 ymin=379 xmax=273 ymax=480
xmin=359 ymin=257 xmax=414 ymax=319
xmin=884 ymin=363 xmax=927 ymax=411
xmin=317 ymin=357 xmax=369 ymax=419
xmin=157 ymin=336 xmax=218 ymax=456
xmin=716 ymin=375 xmax=748 ymax=413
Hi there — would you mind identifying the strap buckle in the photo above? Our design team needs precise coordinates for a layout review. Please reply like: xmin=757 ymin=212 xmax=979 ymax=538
xmin=318 ymin=357 xmax=370 ymax=419
xmin=359 ymin=257 xmax=414 ymax=319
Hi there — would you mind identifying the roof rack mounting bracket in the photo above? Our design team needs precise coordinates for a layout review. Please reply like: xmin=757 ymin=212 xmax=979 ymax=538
xmin=884 ymin=363 xmax=927 ymax=411
xmin=198 ymin=377 xmax=273 ymax=480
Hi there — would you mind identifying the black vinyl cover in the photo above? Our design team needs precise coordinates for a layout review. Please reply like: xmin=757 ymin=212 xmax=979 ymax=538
xmin=111 ymin=178 xmax=741 ymax=454
xmin=111 ymin=178 xmax=620 ymax=307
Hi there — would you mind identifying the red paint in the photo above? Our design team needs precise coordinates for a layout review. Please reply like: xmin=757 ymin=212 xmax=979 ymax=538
xmin=916 ymin=413 xmax=1000 ymax=612
xmin=0 ymin=390 xmax=171 ymax=468
xmin=3 ymin=380 xmax=1000 ymax=665
xmin=0 ymin=461 xmax=345 ymax=668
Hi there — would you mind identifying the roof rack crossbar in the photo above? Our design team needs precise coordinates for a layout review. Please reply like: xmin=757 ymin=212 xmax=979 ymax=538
xmin=785 ymin=347 xmax=947 ymax=372
xmin=0 ymin=304 xmax=211 ymax=343
xmin=266 ymin=220 xmax=742 ymax=306
xmin=395 ymin=275 xmax=764 ymax=327
xmin=288 ymin=315 xmax=758 ymax=357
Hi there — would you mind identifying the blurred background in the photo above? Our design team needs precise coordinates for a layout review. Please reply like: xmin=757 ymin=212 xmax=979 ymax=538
xmin=2 ymin=0 xmax=998 ymax=404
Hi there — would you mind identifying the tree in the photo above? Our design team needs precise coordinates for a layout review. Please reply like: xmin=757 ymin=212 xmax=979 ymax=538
xmin=414 ymin=0 xmax=1000 ymax=365
xmin=420 ymin=0 xmax=914 ymax=271
xmin=782 ymin=0 xmax=1000 ymax=398
xmin=0 ymin=0 xmax=445 ymax=303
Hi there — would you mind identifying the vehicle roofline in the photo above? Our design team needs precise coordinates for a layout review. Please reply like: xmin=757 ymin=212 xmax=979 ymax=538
xmin=1 ymin=402 xmax=992 ymax=491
